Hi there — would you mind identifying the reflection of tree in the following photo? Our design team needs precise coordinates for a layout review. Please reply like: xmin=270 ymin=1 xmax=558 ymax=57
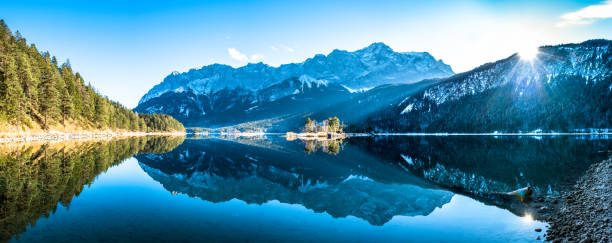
xmin=304 ymin=140 xmax=316 ymax=154
xmin=350 ymin=135 xmax=612 ymax=196
xmin=303 ymin=139 xmax=343 ymax=155
xmin=0 ymin=136 xmax=184 ymax=241
xmin=347 ymin=136 xmax=612 ymax=219
xmin=140 ymin=136 xmax=186 ymax=154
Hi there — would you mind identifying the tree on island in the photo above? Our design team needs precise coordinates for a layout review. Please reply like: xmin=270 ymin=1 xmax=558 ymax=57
xmin=304 ymin=117 xmax=315 ymax=133
xmin=301 ymin=116 xmax=344 ymax=134
xmin=327 ymin=117 xmax=342 ymax=133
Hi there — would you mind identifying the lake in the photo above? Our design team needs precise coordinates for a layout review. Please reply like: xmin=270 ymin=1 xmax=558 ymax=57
xmin=1 ymin=134 xmax=610 ymax=242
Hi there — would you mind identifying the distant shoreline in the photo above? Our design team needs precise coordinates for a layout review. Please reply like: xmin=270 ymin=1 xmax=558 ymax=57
xmin=188 ymin=131 xmax=612 ymax=137
xmin=0 ymin=131 xmax=186 ymax=144
xmin=364 ymin=132 xmax=612 ymax=136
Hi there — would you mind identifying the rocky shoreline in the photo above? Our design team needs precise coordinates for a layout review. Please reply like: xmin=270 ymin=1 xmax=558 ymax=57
xmin=0 ymin=131 xmax=186 ymax=143
xmin=531 ymin=157 xmax=611 ymax=242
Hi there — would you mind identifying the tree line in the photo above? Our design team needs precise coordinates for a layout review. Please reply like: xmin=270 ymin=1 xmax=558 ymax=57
xmin=303 ymin=117 xmax=343 ymax=134
xmin=356 ymin=74 xmax=612 ymax=133
xmin=0 ymin=20 xmax=184 ymax=132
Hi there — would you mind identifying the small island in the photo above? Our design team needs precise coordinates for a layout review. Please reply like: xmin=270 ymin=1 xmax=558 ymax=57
xmin=286 ymin=117 xmax=347 ymax=140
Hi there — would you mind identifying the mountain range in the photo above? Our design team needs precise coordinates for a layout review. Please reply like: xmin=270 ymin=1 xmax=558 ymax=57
xmin=357 ymin=39 xmax=612 ymax=133
xmin=134 ymin=43 xmax=454 ymax=127
xmin=136 ymin=40 xmax=612 ymax=133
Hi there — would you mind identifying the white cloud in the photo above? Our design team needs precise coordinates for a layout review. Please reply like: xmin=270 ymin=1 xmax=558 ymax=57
xmin=270 ymin=44 xmax=294 ymax=53
xmin=281 ymin=45 xmax=294 ymax=53
xmin=228 ymin=48 xmax=249 ymax=62
xmin=250 ymin=54 xmax=264 ymax=61
xmin=557 ymin=1 xmax=612 ymax=27
xmin=228 ymin=48 xmax=264 ymax=63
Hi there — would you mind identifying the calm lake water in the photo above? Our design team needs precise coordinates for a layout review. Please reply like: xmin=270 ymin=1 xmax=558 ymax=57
xmin=1 ymin=135 xmax=611 ymax=242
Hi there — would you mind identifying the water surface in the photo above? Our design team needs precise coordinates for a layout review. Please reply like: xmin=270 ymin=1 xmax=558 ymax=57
xmin=2 ymin=135 xmax=610 ymax=242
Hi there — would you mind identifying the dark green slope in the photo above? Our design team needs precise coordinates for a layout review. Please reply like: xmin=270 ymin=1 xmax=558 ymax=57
xmin=0 ymin=20 xmax=184 ymax=132
xmin=357 ymin=40 xmax=612 ymax=133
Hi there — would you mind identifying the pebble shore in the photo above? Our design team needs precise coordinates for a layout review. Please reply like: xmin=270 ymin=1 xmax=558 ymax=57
xmin=0 ymin=131 xmax=185 ymax=143
xmin=543 ymin=158 xmax=612 ymax=242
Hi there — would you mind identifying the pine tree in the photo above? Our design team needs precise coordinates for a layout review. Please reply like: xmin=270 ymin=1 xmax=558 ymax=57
xmin=61 ymin=88 xmax=72 ymax=124
xmin=50 ymin=56 xmax=58 ymax=68
xmin=0 ymin=19 xmax=11 ymax=43
xmin=327 ymin=117 xmax=341 ymax=133
xmin=304 ymin=117 xmax=315 ymax=133
xmin=16 ymin=52 xmax=37 ymax=115
xmin=2 ymin=53 xmax=26 ymax=129
xmin=94 ymin=95 xmax=108 ymax=128
xmin=60 ymin=61 xmax=77 ymax=122
xmin=82 ymin=84 xmax=95 ymax=122
xmin=14 ymin=31 xmax=26 ymax=48
xmin=72 ymin=73 xmax=85 ymax=119
xmin=39 ymin=65 xmax=59 ymax=128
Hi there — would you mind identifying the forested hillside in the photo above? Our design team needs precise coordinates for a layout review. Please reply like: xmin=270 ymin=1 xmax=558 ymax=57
xmin=356 ymin=40 xmax=612 ymax=133
xmin=0 ymin=20 xmax=184 ymax=133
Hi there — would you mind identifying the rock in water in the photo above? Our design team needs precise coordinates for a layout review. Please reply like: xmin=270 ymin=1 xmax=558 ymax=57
xmin=506 ymin=187 xmax=533 ymax=202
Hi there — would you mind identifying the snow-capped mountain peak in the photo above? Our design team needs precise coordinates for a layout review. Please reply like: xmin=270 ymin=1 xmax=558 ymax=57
xmin=138 ymin=42 xmax=453 ymax=105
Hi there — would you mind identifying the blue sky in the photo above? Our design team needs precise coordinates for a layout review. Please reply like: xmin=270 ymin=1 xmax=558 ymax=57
xmin=2 ymin=0 xmax=611 ymax=108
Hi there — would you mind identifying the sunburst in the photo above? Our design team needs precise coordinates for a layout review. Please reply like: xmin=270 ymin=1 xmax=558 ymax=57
xmin=519 ymin=47 xmax=539 ymax=61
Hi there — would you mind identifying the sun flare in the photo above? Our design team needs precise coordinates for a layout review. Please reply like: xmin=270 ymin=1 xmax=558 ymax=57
xmin=519 ymin=47 xmax=539 ymax=61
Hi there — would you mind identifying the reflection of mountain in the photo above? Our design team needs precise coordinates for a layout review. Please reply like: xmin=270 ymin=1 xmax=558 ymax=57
xmin=135 ymin=138 xmax=453 ymax=225
xmin=0 ymin=136 xmax=185 ymax=242
xmin=351 ymin=136 xmax=612 ymax=196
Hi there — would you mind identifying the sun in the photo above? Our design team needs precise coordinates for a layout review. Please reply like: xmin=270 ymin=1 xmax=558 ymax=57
xmin=519 ymin=47 xmax=539 ymax=61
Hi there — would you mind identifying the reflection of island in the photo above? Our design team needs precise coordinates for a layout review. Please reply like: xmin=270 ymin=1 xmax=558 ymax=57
xmin=303 ymin=139 xmax=343 ymax=154
xmin=0 ymin=136 xmax=184 ymax=242
xmin=135 ymin=139 xmax=453 ymax=226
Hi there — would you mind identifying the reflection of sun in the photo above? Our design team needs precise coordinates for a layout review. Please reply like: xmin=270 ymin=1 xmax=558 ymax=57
xmin=519 ymin=47 xmax=539 ymax=61
xmin=522 ymin=213 xmax=534 ymax=223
